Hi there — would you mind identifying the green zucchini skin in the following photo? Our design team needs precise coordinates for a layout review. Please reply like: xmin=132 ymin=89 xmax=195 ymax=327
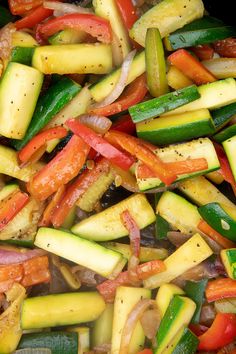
xmin=12 ymin=77 xmax=81 ymax=150
xmin=145 ymin=28 xmax=169 ymax=97
xmin=184 ymin=279 xmax=208 ymax=323
xmin=213 ymin=124 xmax=236 ymax=143
xmin=136 ymin=109 xmax=215 ymax=145
xmin=221 ymin=249 xmax=236 ymax=279
xmin=172 ymin=328 xmax=199 ymax=354
xmin=18 ymin=332 xmax=78 ymax=354
xmin=129 ymin=85 xmax=200 ymax=123
xmin=211 ymin=102 xmax=236 ymax=131
xmin=10 ymin=47 xmax=35 ymax=66
xmin=0 ymin=6 xmax=15 ymax=27
xmin=198 ymin=202 xmax=236 ymax=242
xmin=167 ymin=16 xmax=236 ymax=50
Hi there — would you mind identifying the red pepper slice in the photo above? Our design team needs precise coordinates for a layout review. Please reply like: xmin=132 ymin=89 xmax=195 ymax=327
xmin=205 ymin=278 xmax=236 ymax=302
xmin=39 ymin=185 xmax=66 ymax=227
xmin=8 ymin=0 xmax=43 ymax=15
xmin=89 ymin=74 xmax=147 ymax=117
xmin=36 ymin=13 xmax=112 ymax=43
xmin=104 ymin=130 xmax=177 ymax=185
xmin=137 ymin=350 xmax=153 ymax=354
xmin=18 ymin=127 xmax=67 ymax=164
xmin=214 ymin=142 xmax=236 ymax=196
xmin=190 ymin=44 xmax=214 ymax=61
xmin=51 ymin=158 xmax=111 ymax=227
xmin=97 ymin=260 xmax=165 ymax=302
xmin=120 ymin=209 xmax=140 ymax=257
xmin=112 ymin=115 xmax=136 ymax=135
xmin=115 ymin=0 xmax=138 ymax=30
xmin=213 ymin=38 xmax=236 ymax=58
xmin=14 ymin=5 xmax=53 ymax=29
xmin=28 ymin=135 xmax=90 ymax=201
xmin=168 ymin=49 xmax=216 ymax=85
xmin=66 ymin=119 xmax=134 ymax=171
xmin=198 ymin=313 xmax=236 ymax=351
xmin=137 ymin=158 xmax=208 ymax=179
xmin=197 ymin=219 xmax=235 ymax=249
xmin=0 ymin=191 xmax=29 ymax=231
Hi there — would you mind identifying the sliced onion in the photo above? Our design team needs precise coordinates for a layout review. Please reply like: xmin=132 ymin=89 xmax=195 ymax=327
xmin=111 ymin=165 xmax=140 ymax=192
xmin=0 ymin=247 xmax=46 ymax=265
xmin=78 ymin=114 xmax=112 ymax=134
xmin=199 ymin=231 xmax=223 ymax=254
xmin=43 ymin=1 xmax=92 ymax=15
xmin=140 ymin=308 xmax=161 ymax=340
xmin=128 ymin=254 xmax=141 ymax=286
xmin=91 ymin=50 xmax=136 ymax=108
xmin=72 ymin=265 xmax=104 ymax=287
xmin=93 ymin=344 xmax=111 ymax=352
xmin=14 ymin=350 xmax=52 ymax=354
xmin=172 ymin=260 xmax=223 ymax=287
xmin=167 ymin=231 xmax=191 ymax=247
xmin=0 ymin=23 xmax=15 ymax=62
xmin=119 ymin=299 xmax=157 ymax=354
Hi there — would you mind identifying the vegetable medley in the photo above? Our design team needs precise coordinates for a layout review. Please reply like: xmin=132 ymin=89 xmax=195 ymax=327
xmin=1 ymin=0 xmax=236 ymax=353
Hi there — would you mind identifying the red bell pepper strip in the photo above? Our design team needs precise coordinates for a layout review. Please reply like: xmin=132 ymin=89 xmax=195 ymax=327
xmin=36 ymin=13 xmax=112 ymax=43
xmin=137 ymin=158 xmax=208 ymax=179
xmin=97 ymin=260 xmax=166 ymax=302
xmin=205 ymin=278 xmax=236 ymax=302
xmin=8 ymin=0 xmax=43 ymax=15
xmin=104 ymin=130 xmax=177 ymax=185
xmin=18 ymin=127 xmax=67 ymax=165
xmin=39 ymin=185 xmax=66 ymax=227
xmin=120 ymin=209 xmax=140 ymax=257
xmin=190 ymin=44 xmax=214 ymax=61
xmin=198 ymin=313 xmax=236 ymax=351
xmin=214 ymin=142 xmax=236 ymax=196
xmin=197 ymin=219 xmax=235 ymax=249
xmin=0 ymin=255 xmax=50 ymax=292
xmin=168 ymin=49 xmax=216 ymax=85
xmin=137 ymin=350 xmax=153 ymax=354
xmin=89 ymin=74 xmax=147 ymax=117
xmin=112 ymin=115 xmax=136 ymax=135
xmin=21 ymin=255 xmax=50 ymax=287
xmin=213 ymin=38 xmax=236 ymax=58
xmin=66 ymin=119 xmax=134 ymax=171
xmin=115 ymin=0 xmax=138 ymax=30
xmin=0 ymin=191 xmax=29 ymax=231
xmin=28 ymin=135 xmax=90 ymax=201
xmin=51 ymin=158 xmax=111 ymax=227
xmin=14 ymin=5 xmax=53 ymax=29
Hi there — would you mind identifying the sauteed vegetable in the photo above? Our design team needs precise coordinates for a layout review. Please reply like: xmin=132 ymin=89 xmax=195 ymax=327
xmin=0 ymin=0 xmax=236 ymax=353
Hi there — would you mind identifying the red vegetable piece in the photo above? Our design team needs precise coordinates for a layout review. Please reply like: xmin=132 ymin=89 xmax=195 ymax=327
xmin=205 ymin=278 xmax=236 ymax=302
xmin=115 ymin=0 xmax=138 ymax=30
xmin=36 ymin=13 xmax=113 ymax=43
xmin=51 ymin=158 xmax=111 ymax=227
xmin=0 ymin=191 xmax=29 ymax=231
xmin=18 ymin=127 xmax=67 ymax=164
xmin=28 ymin=135 xmax=90 ymax=201
xmin=14 ymin=5 xmax=53 ymax=29
xmin=168 ymin=49 xmax=216 ymax=85
xmin=89 ymin=74 xmax=147 ymax=117
xmin=66 ymin=119 xmax=134 ymax=171
xmin=198 ymin=313 xmax=236 ymax=351
xmin=105 ymin=130 xmax=177 ymax=185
